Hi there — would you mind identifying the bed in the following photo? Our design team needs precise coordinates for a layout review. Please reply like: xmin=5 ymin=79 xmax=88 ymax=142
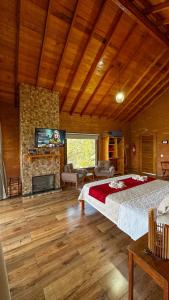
xmin=78 ymin=174 xmax=169 ymax=240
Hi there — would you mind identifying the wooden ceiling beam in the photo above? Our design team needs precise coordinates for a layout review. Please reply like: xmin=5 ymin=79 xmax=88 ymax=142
xmin=137 ymin=0 xmax=151 ymax=9
xmin=15 ymin=0 xmax=21 ymax=107
xmin=127 ymin=76 xmax=169 ymax=121
xmin=111 ymin=49 xmax=168 ymax=119
xmin=80 ymin=23 xmax=136 ymax=116
xmin=145 ymin=2 xmax=169 ymax=15
xmin=99 ymin=34 xmax=150 ymax=118
xmin=52 ymin=0 xmax=80 ymax=91
xmin=111 ymin=0 xmax=169 ymax=46
xmin=36 ymin=0 xmax=53 ymax=87
xmin=133 ymin=82 xmax=169 ymax=119
xmin=121 ymin=61 xmax=169 ymax=121
xmin=162 ymin=18 xmax=169 ymax=26
xmin=60 ymin=0 xmax=107 ymax=111
xmin=69 ymin=8 xmax=123 ymax=115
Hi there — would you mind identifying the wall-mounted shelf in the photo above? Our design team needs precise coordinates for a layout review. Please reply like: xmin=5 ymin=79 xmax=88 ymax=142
xmin=25 ymin=153 xmax=60 ymax=162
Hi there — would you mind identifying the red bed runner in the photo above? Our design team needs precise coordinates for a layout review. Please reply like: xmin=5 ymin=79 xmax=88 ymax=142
xmin=89 ymin=177 xmax=155 ymax=204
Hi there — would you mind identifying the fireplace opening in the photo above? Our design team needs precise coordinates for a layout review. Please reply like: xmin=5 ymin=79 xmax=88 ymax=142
xmin=32 ymin=174 xmax=55 ymax=194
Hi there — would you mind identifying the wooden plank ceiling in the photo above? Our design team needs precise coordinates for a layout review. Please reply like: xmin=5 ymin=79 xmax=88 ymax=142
xmin=0 ymin=0 xmax=169 ymax=121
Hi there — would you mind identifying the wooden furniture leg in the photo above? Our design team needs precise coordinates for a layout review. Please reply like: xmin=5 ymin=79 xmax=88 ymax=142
xmin=164 ymin=281 xmax=169 ymax=300
xmin=80 ymin=200 xmax=85 ymax=212
xmin=128 ymin=251 xmax=134 ymax=300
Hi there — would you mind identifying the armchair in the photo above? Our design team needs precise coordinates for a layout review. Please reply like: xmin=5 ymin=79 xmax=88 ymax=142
xmin=94 ymin=160 xmax=115 ymax=179
xmin=61 ymin=163 xmax=87 ymax=189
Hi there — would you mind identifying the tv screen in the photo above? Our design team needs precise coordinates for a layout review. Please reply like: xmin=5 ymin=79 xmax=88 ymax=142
xmin=35 ymin=128 xmax=65 ymax=148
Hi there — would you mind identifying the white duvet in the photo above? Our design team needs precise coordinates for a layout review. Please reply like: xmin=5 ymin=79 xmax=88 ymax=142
xmin=78 ymin=174 xmax=169 ymax=240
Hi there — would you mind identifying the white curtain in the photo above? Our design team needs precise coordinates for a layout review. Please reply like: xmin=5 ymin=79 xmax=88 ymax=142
xmin=0 ymin=124 xmax=7 ymax=199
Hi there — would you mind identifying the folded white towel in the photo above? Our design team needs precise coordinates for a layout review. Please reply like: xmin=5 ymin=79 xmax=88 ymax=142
xmin=109 ymin=180 xmax=125 ymax=189
xmin=132 ymin=175 xmax=147 ymax=182
xmin=158 ymin=194 xmax=169 ymax=215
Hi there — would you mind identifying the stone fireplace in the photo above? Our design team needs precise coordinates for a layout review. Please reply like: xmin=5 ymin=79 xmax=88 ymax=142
xmin=32 ymin=174 xmax=55 ymax=194
xmin=20 ymin=84 xmax=60 ymax=195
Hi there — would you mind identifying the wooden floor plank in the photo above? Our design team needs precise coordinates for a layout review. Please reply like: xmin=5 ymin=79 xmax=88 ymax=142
xmin=0 ymin=188 xmax=163 ymax=299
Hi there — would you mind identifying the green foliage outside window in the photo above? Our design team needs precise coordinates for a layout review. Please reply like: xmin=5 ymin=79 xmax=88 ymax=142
xmin=67 ymin=139 xmax=96 ymax=168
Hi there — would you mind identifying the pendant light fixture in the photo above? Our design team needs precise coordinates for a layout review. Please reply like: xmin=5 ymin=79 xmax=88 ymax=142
xmin=115 ymin=63 xmax=125 ymax=104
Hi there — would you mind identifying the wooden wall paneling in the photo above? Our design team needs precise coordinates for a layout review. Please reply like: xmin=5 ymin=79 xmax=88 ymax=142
xmin=162 ymin=17 xmax=169 ymax=25
xmin=14 ymin=0 xmax=21 ymax=106
xmin=0 ymin=0 xmax=17 ymax=104
xmin=136 ymin=0 xmax=151 ymax=10
xmin=36 ymin=0 xmax=53 ymax=87
xmin=97 ymin=32 xmax=150 ymax=118
xmin=52 ymin=0 xmax=79 ymax=91
xmin=69 ymin=8 xmax=123 ymax=114
xmin=128 ymin=75 xmax=169 ymax=121
xmin=137 ymin=82 xmax=169 ymax=118
xmin=111 ymin=0 xmax=169 ymax=46
xmin=98 ymin=32 xmax=149 ymax=118
xmin=130 ymin=89 xmax=169 ymax=176
xmin=0 ymin=103 xmax=20 ymax=177
xmin=111 ymin=49 xmax=167 ymax=120
xmin=19 ymin=0 xmax=50 ymax=86
xmin=114 ymin=49 xmax=169 ymax=120
xmin=145 ymin=2 xmax=169 ymax=15
xmin=59 ymin=0 xmax=107 ymax=111
xmin=122 ymin=60 xmax=169 ymax=121
xmin=80 ymin=23 xmax=136 ymax=116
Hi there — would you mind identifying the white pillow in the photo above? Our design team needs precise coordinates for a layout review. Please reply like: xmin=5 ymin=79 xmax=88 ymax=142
xmin=158 ymin=194 xmax=169 ymax=215
xmin=157 ymin=213 xmax=169 ymax=225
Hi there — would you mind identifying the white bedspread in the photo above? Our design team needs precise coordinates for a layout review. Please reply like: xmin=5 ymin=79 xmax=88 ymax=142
xmin=78 ymin=174 xmax=169 ymax=240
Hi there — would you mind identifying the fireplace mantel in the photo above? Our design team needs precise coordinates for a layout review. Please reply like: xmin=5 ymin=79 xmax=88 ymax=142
xmin=25 ymin=153 xmax=60 ymax=162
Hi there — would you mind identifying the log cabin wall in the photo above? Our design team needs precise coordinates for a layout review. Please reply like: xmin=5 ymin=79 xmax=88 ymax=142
xmin=60 ymin=112 xmax=124 ymax=134
xmin=0 ymin=102 xmax=19 ymax=178
xmin=60 ymin=112 xmax=130 ymax=169
xmin=1 ymin=0 xmax=169 ymax=180
xmin=130 ymin=90 xmax=169 ymax=176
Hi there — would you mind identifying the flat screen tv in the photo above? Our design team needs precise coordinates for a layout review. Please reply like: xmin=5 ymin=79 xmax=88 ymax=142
xmin=35 ymin=128 xmax=66 ymax=148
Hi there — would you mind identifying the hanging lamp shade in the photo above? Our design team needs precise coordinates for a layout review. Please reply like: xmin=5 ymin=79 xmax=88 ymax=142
xmin=115 ymin=91 xmax=125 ymax=103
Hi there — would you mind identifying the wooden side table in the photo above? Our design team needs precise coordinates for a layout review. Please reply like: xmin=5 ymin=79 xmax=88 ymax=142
xmin=84 ymin=172 xmax=95 ymax=182
xmin=128 ymin=234 xmax=169 ymax=300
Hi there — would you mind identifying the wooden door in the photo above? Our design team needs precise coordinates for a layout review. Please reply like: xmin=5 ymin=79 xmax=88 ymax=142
xmin=140 ymin=135 xmax=156 ymax=174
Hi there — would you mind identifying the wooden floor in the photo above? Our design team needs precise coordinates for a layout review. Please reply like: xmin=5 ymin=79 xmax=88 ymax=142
xmin=0 ymin=188 xmax=162 ymax=300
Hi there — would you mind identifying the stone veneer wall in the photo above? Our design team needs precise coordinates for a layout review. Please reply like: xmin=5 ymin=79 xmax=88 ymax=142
xmin=20 ymin=84 xmax=60 ymax=195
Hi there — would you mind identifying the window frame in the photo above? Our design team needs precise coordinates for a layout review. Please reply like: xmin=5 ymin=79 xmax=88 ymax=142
xmin=66 ymin=133 xmax=99 ymax=169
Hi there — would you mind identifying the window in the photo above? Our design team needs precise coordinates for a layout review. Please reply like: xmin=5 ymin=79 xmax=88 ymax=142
xmin=66 ymin=133 xmax=98 ymax=169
